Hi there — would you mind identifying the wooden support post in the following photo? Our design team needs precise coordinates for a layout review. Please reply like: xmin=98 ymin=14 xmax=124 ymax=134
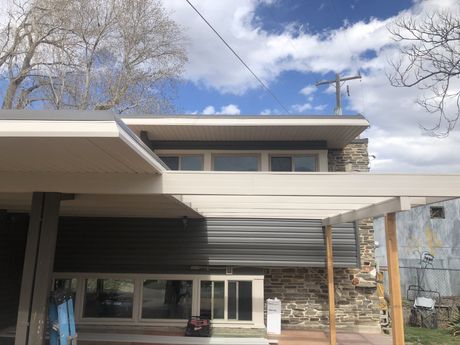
xmin=15 ymin=192 xmax=61 ymax=345
xmin=384 ymin=213 xmax=405 ymax=345
xmin=325 ymin=225 xmax=336 ymax=345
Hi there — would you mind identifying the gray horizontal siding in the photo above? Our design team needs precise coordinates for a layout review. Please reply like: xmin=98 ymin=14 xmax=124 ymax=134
xmin=0 ymin=213 xmax=28 ymax=330
xmin=54 ymin=217 xmax=358 ymax=273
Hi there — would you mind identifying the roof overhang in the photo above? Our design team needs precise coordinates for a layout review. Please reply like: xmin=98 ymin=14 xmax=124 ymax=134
xmin=0 ymin=192 xmax=202 ymax=218
xmin=0 ymin=171 xmax=459 ymax=224
xmin=0 ymin=110 xmax=167 ymax=174
xmin=122 ymin=115 xmax=369 ymax=149
xmin=0 ymin=110 xmax=458 ymax=223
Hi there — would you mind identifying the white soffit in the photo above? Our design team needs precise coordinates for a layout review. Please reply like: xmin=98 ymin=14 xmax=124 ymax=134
xmin=0 ymin=193 xmax=201 ymax=218
xmin=164 ymin=172 xmax=460 ymax=224
xmin=0 ymin=115 xmax=166 ymax=174
xmin=122 ymin=115 xmax=369 ymax=149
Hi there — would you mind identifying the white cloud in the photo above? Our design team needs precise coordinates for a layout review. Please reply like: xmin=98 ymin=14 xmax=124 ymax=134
xmin=291 ymin=103 xmax=312 ymax=112
xmin=260 ymin=108 xmax=272 ymax=115
xmin=200 ymin=104 xmax=241 ymax=115
xmin=300 ymin=85 xmax=316 ymax=96
xmin=314 ymin=104 xmax=327 ymax=111
xmin=163 ymin=0 xmax=460 ymax=173
xmin=220 ymin=104 xmax=241 ymax=114
xmin=202 ymin=106 xmax=217 ymax=115
xmin=164 ymin=0 xmax=392 ymax=93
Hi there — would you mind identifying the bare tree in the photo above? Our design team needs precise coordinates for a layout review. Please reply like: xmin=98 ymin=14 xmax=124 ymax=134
xmin=0 ymin=0 xmax=72 ymax=109
xmin=388 ymin=11 xmax=460 ymax=137
xmin=0 ymin=0 xmax=187 ymax=113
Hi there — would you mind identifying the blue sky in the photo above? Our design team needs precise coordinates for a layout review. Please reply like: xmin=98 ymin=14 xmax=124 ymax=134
xmin=163 ymin=0 xmax=460 ymax=172
xmin=173 ymin=0 xmax=413 ymax=115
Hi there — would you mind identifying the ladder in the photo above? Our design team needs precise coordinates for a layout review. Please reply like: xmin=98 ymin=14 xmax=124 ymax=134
xmin=49 ymin=290 xmax=77 ymax=345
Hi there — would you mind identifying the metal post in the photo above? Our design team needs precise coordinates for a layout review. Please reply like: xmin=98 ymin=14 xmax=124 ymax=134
xmin=15 ymin=193 xmax=44 ymax=345
xmin=15 ymin=192 xmax=61 ymax=345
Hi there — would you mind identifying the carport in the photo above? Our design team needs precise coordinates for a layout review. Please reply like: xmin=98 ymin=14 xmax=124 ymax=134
xmin=1 ymin=111 xmax=460 ymax=345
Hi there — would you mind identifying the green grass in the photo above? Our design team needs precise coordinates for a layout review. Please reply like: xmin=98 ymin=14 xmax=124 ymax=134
xmin=405 ymin=327 xmax=459 ymax=345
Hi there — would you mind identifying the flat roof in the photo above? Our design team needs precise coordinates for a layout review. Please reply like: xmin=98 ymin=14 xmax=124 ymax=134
xmin=0 ymin=109 xmax=115 ymax=121
xmin=0 ymin=113 xmax=167 ymax=174
xmin=122 ymin=114 xmax=369 ymax=149
xmin=0 ymin=110 xmax=369 ymax=149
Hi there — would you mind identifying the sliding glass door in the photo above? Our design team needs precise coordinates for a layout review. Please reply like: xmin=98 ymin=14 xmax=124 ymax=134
xmin=199 ymin=280 xmax=252 ymax=321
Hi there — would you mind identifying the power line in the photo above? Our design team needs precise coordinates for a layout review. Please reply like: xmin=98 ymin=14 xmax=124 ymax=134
xmin=184 ymin=0 xmax=290 ymax=113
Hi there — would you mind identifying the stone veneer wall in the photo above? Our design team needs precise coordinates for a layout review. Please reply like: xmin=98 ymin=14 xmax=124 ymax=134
xmin=264 ymin=139 xmax=381 ymax=331
xmin=328 ymin=139 xmax=370 ymax=172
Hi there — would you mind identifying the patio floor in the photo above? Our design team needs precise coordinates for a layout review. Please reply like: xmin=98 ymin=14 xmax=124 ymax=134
xmin=73 ymin=330 xmax=392 ymax=345
xmin=270 ymin=330 xmax=392 ymax=345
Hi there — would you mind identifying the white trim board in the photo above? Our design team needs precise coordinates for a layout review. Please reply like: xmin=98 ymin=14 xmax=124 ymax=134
xmin=78 ymin=332 xmax=269 ymax=345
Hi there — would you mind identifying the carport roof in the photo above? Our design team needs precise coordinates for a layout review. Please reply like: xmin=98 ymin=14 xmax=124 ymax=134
xmin=0 ymin=110 xmax=167 ymax=174
xmin=0 ymin=110 xmax=459 ymax=224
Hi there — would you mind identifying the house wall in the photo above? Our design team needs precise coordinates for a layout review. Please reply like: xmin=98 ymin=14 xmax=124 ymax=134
xmin=264 ymin=139 xmax=381 ymax=331
xmin=328 ymin=139 xmax=370 ymax=172
xmin=54 ymin=218 xmax=359 ymax=272
xmin=3 ymin=139 xmax=379 ymax=332
xmin=154 ymin=149 xmax=329 ymax=172
xmin=0 ymin=213 xmax=28 ymax=330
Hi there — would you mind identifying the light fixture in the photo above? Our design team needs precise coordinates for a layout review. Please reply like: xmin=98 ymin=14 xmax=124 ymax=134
xmin=182 ymin=216 xmax=189 ymax=230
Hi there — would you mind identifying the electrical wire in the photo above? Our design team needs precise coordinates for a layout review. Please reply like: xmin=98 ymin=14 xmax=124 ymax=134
xmin=184 ymin=0 xmax=290 ymax=113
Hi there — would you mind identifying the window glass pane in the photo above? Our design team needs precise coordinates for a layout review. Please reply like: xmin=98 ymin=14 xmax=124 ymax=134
xmin=293 ymin=156 xmax=316 ymax=172
xmin=213 ymin=156 xmax=259 ymax=171
xmin=200 ymin=281 xmax=212 ymax=319
xmin=53 ymin=278 xmax=77 ymax=303
xmin=213 ymin=281 xmax=225 ymax=319
xmin=142 ymin=280 xmax=193 ymax=319
xmin=238 ymin=281 xmax=252 ymax=321
xmin=180 ymin=156 xmax=203 ymax=171
xmin=160 ymin=156 xmax=179 ymax=170
xmin=83 ymin=279 xmax=134 ymax=318
xmin=200 ymin=281 xmax=225 ymax=319
xmin=54 ymin=278 xmax=77 ymax=292
xmin=271 ymin=157 xmax=292 ymax=171
xmin=228 ymin=281 xmax=237 ymax=320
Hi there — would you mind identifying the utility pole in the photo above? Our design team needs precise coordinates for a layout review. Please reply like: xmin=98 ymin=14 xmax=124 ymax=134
xmin=316 ymin=73 xmax=361 ymax=115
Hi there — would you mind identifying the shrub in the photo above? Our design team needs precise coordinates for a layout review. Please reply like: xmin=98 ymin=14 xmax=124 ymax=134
xmin=448 ymin=308 xmax=460 ymax=336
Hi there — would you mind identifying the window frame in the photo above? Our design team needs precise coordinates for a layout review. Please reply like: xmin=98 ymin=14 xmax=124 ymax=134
xmin=211 ymin=153 xmax=261 ymax=172
xmin=139 ymin=278 xmax=194 ymax=321
xmin=82 ymin=277 xmax=136 ymax=321
xmin=158 ymin=154 xmax=204 ymax=171
xmin=197 ymin=278 xmax=254 ymax=322
xmin=269 ymin=154 xmax=318 ymax=172
xmin=52 ymin=273 xmax=263 ymax=327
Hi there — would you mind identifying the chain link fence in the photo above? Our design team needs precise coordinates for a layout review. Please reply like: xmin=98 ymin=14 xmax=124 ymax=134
xmin=398 ymin=267 xmax=460 ymax=301
xmin=383 ymin=267 xmax=460 ymax=328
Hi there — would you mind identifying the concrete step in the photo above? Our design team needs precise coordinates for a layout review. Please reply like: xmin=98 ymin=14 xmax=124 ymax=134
xmin=79 ymin=332 xmax=269 ymax=345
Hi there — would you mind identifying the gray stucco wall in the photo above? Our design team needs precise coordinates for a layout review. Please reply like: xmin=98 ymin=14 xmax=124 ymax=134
xmin=374 ymin=198 xmax=460 ymax=296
